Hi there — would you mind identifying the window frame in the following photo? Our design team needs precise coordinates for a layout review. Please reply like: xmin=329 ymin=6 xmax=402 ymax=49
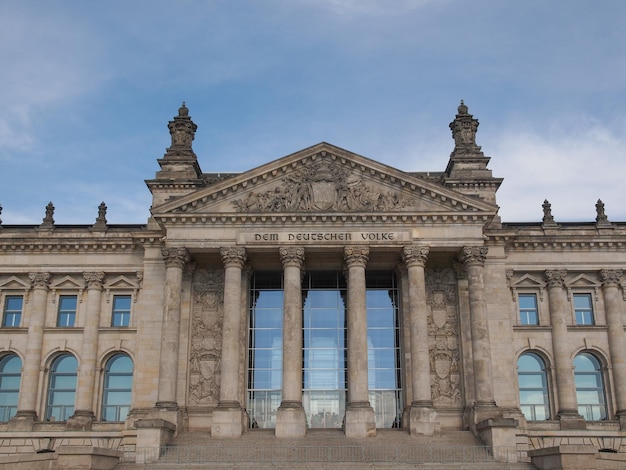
xmin=46 ymin=353 xmax=78 ymax=422
xmin=111 ymin=294 xmax=132 ymax=327
xmin=101 ymin=353 xmax=133 ymax=422
xmin=2 ymin=295 xmax=23 ymax=328
xmin=0 ymin=353 xmax=22 ymax=422
xmin=56 ymin=295 xmax=78 ymax=327
xmin=573 ymin=293 xmax=595 ymax=326
xmin=574 ymin=352 xmax=607 ymax=421
xmin=517 ymin=352 xmax=551 ymax=421
xmin=517 ymin=293 xmax=539 ymax=326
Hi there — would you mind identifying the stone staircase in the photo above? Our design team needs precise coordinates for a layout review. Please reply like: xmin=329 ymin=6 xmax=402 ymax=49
xmin=116 ymin=429 xmax=537 ymax=469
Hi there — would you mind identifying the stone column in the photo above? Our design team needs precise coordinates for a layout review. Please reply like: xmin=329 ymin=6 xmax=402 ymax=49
xmin=10 ymin=272 xmax=50 ymax=430
xmin=155 ymin=248 xmax=190 ymax=410
xmin=600 ymin=269 xmax=626 ymax=428
xmin=343 ymin=246 xmax=376 ymax=437
xmin=67 ymin=272 xmax=105 ymax=430
xmin=545 ymin=269 xmax=584 ymax=429
xmin=276 ymin=246 xmax=306 ymax=437
xmin=212 ymin=246 xmax=247 ymax=438
xmin=402 ymin=245 xmax=438 ymax=435
xmin=460 ymin=247 xmax=497 ymax=424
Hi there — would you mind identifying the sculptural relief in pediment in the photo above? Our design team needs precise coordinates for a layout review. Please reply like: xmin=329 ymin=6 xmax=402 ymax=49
xmin=231 ymin=160 xmax=423 ymax=213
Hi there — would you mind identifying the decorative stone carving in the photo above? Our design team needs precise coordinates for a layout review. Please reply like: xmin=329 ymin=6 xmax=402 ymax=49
xmin=426 ymin=268 xmax=461 ymax=405
xmin=39 ymin=202 xmax=55 ymax=229
xmin=91 ymin=202 xmax=108 ymax=231
xmin=279 ymin=246 xmax=305 ymax=269
xmin=344 ymin=246 xmax=369 ymax=268
xmin=542 ymin=200 xmax=558 ymax=226
xmin=83 ymin=272 xmax=105 ymax=290
xmin=162 ymin=247 xmax=191 ymax=268
xmin=28 ymin=272 xmax=51 ymax=289
xmin=232 ymin=158 xmax=418 ymax=213
xmin=402 ymin=245 xmax=429 ymax=267
xmin=220 ymin=247 xmax=247 ymax=268
xmin=600 ymin=269 xmax=622 ymax=287
xmin=459 ymin=246 xmax=488 ymax=267
xmin=165 ymin=102 xmax=198 ymax=158
xmin=188 ymin=269 xmax=224 ymax=405
xmin=545 ymin=269 xmax=567 ymax=288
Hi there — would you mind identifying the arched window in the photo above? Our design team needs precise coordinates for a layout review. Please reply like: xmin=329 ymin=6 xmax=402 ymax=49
xmin=102 ymin=354 xmax=133 ymax=422
xmin=517 ymin=352 xmax=550 ymax=420
xmin=0 ymin=354 xmax=22 ymax=421
xmin=46 ymin=354 xmax=77 ymax=421
xmin=574 ymin=352 xmax=607 ymax=420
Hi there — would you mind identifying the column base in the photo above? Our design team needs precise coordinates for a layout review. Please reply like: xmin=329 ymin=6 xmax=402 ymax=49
xmin=8 ymin=410 xmax=37 ymax=431
xmin=476 ymin=418 xmax=519 ymax=463
xmin=408 ymin=402 xmax=439 ymax=436
xmin=66 ymin=410 xmax=95 ymax=431
xmin=275 ymin=401 xmax=306 ymax=437
xmin=557 ymin=409 xmax=586 ymax=430
xmin=344 ymin=402 xmax=376 ymax=438
xmin=211 ymin=402 xmax=246 ymax=438
xmin=469 ymin=401 xmax=499 ymax=431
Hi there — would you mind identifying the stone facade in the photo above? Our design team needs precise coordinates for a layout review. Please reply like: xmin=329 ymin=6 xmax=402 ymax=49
xmin=0 ymin=102 xmax=625 ymax=467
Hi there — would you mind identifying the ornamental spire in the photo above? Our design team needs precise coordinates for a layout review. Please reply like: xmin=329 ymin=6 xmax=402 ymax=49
xmin=164 ymin=101 xmax=198 ymax=159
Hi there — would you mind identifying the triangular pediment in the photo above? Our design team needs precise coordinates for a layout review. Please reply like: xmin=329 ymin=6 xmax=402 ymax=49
xmin=152 ymin=143 xmax=497 ymax=223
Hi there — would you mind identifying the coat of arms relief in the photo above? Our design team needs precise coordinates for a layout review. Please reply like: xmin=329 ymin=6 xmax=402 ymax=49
xmin=232 ymin=159 xmax=419 ymax=213
xmin=426 ymin=268 xmax=462 ymax=405
xmin=188 ymin=269 xmax=224 ymax=405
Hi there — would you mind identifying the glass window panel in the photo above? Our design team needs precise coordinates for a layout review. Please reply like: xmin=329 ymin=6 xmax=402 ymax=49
xmin=103 ymin=391 xmax=132 ymax=405
xmin=0 ymin=376 xmax=21 ymax=389
xmin=574 ymin=354 xmax=598 ymax=371
xmin=574 ymin=294 xmax=592 ymax=309
xmin=518 ymin=294 xmax=537 ymax=309
xmin=253 ymin=291 xmax=283 ymax=309
xmin=305 ymin=290 xmax=342 ymax=309
xmin=108 ymin=355 xmax=133 ymax=373
xmin=50 ymin=375 xmax=77 ymax=389
xmin=577 ymin=390 xmax=604 ymax=404
xmin=307 ymin=310 xmax=339 ymax=329
xmin=574 ymin=375 xmax=602 ymax=388
xmin=49 ymin=391 xmax=76 ymax=405
xmin=517 ymin=353 xmax=550 ymax=420
xmin=367 ymin=309 xmax=395 ymax=327
xmin=253 ymin=309 xmax=282 ymax=329
xmin=105 ymin=375 xmax=133 ymax=389
xmin=366 ymin=290 xmax=394 ymax=309
xmin=5 ymin=297 xmax=23 ymax=310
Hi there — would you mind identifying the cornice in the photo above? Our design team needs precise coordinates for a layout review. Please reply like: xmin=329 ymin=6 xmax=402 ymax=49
xmin=153 ymin=212 xmax=493 ymax=226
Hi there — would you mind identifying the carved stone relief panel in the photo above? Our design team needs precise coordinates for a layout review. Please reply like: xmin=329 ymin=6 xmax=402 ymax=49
xmin=231 ymin=159 xmax=420 ymax=213
xmin=188 ymin=269 xmax=224 ymax=406
xmin=426 ymin=268 xmax=462 ymax=405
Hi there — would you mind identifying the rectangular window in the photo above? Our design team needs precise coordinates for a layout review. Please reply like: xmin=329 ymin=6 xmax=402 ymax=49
xmin=57 ymin=295 xmax=77 ymax=327
xmin=518 ymin=293 xmax=539 ymax=325
xmin=111 ymin=295 xmax=131 ymax=327
xmin=574 ymin=293 xmax=594 ymax=325
xmin=2 ymin=296 xmax=23 ymax=327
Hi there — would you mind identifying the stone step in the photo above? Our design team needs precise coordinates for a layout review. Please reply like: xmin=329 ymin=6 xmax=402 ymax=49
xmin=116 ymin=429 xmax=536 ymax=469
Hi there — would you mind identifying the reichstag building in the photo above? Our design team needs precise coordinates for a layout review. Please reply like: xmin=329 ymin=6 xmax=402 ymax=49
xmin=0 ymin=102 xmax=624 ymax=469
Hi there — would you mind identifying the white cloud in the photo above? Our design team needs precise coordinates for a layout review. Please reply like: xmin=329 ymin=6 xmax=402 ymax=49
xmin=491 ymin=116 xmax=626 ymax=222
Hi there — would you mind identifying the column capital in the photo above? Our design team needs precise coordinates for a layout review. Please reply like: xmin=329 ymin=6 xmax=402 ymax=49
xmin=402 ymin=245 xmax=429 ymax=267
xmin=162 ymin=247 xmax=190 ymax=268
xmin=220 ymin=246 xmax=247 ymax=268
xmin=459 ymin=246 xmax=488 ymax=267
xmin=279 ymin=246 xmax=305 ymax=269
xmin=28 ymin=272 xmax=51 ymax=290
xmin=600 ymin=269 xmax=622 ymax=287
xmin=344 ymin=246 xmax=369 ymax=268
xmin=545 ymin=269 xmax=567 ymax=288
xmin=83 ymin=272 xmax=105 ymax=290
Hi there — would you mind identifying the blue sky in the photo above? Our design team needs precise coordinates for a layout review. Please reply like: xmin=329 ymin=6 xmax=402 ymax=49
xmin=1 ymin=0 xmax=625 ymax=224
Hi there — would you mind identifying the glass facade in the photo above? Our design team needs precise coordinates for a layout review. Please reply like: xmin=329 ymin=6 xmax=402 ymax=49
xmin=246 ymin=270 xmax=401 ymax=429
xmin=247 ymin=272 xmax=283 ymax=429
xmin=302 ymin=271 xmax=347 ymax=429
xmin=366 ymin=271 xmax=402 ymax=428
